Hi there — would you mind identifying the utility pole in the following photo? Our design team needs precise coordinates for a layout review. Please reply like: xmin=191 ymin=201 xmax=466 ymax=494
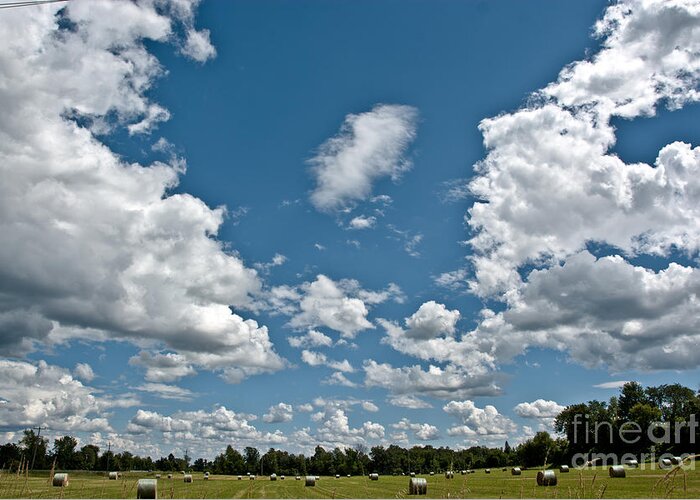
xmin=29 ymin=426 xmax=44 ymax=471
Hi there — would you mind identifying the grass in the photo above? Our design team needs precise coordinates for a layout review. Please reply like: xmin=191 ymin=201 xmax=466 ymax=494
xmin=1 ymin=466 xmax=699 ymax=498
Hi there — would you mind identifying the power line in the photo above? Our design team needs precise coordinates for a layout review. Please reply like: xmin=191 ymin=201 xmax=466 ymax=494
xmin=0 ymin=0 xmax=68 ymax=10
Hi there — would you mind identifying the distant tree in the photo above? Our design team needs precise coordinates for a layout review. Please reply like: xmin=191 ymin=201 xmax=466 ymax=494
xmin=20 ymin=430 xmax=48 ymax=470
xmin=244 ymin=446 xmax=260 ymax=473
xmin=53 ymin=436 xmax=78 ymax=470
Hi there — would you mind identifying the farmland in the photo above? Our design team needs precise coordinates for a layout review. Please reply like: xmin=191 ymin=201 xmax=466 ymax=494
xmin=1 ymin=466 xmax=699 ymax=499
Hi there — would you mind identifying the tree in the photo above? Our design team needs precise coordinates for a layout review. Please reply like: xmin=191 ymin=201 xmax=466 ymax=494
xmin=244 ymin=446 xmax=260 ymax=473
xmin=517 ymin=432 xmax=560 ymax=468
xmin=78 ymin=445 xmax=100 ymax=471
xmin=618 ymin=382 xmax=648 ymax=421
xmin=53 ymin=436 xmax=78 ymax=470
xmin=20 ymin=430 xmax=48 ymax=470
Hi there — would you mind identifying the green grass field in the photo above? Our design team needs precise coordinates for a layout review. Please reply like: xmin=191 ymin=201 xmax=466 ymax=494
xmin=1 ymin=467 xmax=698 ymax=498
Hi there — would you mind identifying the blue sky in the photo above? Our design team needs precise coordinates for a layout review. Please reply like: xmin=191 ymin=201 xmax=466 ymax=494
xmin=2 ymin=0 xmax=700 ymax=459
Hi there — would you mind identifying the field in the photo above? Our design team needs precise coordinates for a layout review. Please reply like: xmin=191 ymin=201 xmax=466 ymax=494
xmin=1 ymin=467 xmax=699 ymax=499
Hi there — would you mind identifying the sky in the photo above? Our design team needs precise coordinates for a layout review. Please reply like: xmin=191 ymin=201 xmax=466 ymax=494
xmin=1 ymin=0 xmax=700 ymax=460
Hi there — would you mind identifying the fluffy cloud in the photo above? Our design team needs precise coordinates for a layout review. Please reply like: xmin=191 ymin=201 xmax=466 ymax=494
xmin=312 ymin=408 xmax=385 ymax=446
xmin=325 ymin=371 xmax=358 ymax=387
xmin=127 ymin=406 xmax=286 ymax=450
xmin=594 ymin=380 xmax=630 ymax=389
xmin=348 ymin=216 xmax=377 ymax=230
xmin=468 ymin=0 xmax=700 ymax=298
xmin=404 ymin=301 xmax=461 ymax=339
xmin=288 ymin=330 xmax=333 ymax=349
xmin=309 ymin=104 xmax=418 ymax=212
xmin=472 ymin=251 xmax=700 ymax=371
xmin=301 ymin=350 xmax=354 ymax=373
xmin=362 ymin=401 xmax=379 ymax=412
xmin=443 ymin=400 xmax=518 ymax=438
xmin=129 ymin=351 xmax=197 ymax=382
xmin=456 ymin=0 xmax=700 ymax=373
xmin=0 ymin=359 xmax=137 ymax=432
xmin=392 ymin=418 xmax=440 ymax=441
xmin=387 ymin=395 xmax=433 ymax=409
xmin=363 ymin=360 xmax=500 ymax=399
xmin=73 ymin=363 xmax=95 ymax=382
xmin=0 ymin=0 xmax=283 ymax=380
xmin=513 ymin=399 xmax=565 ymax=419
xmin=263 ymin=403 xmax=294 ymax=423
xmin=272 ymin=275 xmax=402 ymax=338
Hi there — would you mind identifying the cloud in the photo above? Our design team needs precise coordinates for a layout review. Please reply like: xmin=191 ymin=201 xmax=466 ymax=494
xmin=392 ymin=418 xmax=440 ymax=441
xmin=288 ymin=330 xmax=334 ymax=349
xmin=133 ymin=383 xmax=194 ymax=401
xmin=443 ymin=400 xmax=518 ymax=438
xmin=363 ymin=360 xmax=501 ymax=399
xmin=348 ymin=216 xmax=377 ymax=230
xmin=311 ymin=408 xmax=385 ymax=446
xmin=594 ymin=380 xmax=631 ymax=389
xmin=297 ymin=403 xmax=314 ymax=413
xmin=309 ymin=104 xmax=418 ymax=212
xmin=513 ymin=399 xmax=565 ymax=419
xmin=0 ymin=359 xmax=137 ymax=432
xmin=301 ymin=350 xmax=354 ymax=373
xmin=387 ymin=395 xmax=433 ymax=409
xmin=254 ymin=253 xmax=288 ymax=274
xmin=451 ymin=0 xmax=700 ymax=374
xmin=404 ymin=301 xmax=461 ymax=339
xmin=272 ymin=275 xmax=402 ymax=338
xmin=262 ymin=403 xmax=294 ymax=423
xmin=73 ymin=363 xmax=95 ymax=382
xmin=361 ymin=401 xmax=379 ymax=412
xmin=325 ymin=371 xmax=358 ymax=387
xmin=129 ymin=351 xmax=197 ymax=383
xmin=433 ymin=269 xmax=469 ymax=291
xmin=0 ymin=0 xmax=283 ymax=381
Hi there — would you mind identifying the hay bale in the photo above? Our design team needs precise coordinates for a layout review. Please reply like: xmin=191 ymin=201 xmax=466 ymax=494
xmin=270 ymin=473 xmax=277 ymax=481
xmin=335 ymin=474 xmax=340 ymax=479
xmin=167 ymin=474 xmax=173 ymax=479
xmin=249 ymin=475 xmax=256 ymax=480
xmin=536 ymin=470 xmax=557 ymax=486
xmin=183 ymin=474 xmax=192 ymax=483
xmin=670 ymin=456 xmax=683 ymax=465
xmin=280 ymin=475 xmax=285 ymax=480
xmin=511 ymin=467 xmax=521 ymax=476
xmin=408 ymin=477 xmax=427 ymax=495
xmin=109 ymin=471 xmax=119 ymax=480
xmin=502 ymin=467 xmax=507 ymax=472
xmin=305 ymin=475 xmax=316 ymax=486
xmin=624 ymin=458 xmax=639 ymax=467
xmin=560 ymin=465 xmax=570 ymax=473
xmin=237 ymin=475 xmax=242 ymax=480
xmin=204 ymin=472 xmax=209 ymax=477
xmin=609 ymin=465 xmax=626 ymax=478
xmin=369 ymin=473 xmax=379 ymax=481
xmin=347 ymin=474 xmax=351 ymax=477
xmin=485 ymin=469 xmax=491 ymax=474
xmin=660 ymin=458 xmax=673 ymax=468
xmin=410 ymin=472 xmax=416 ymax=477
xmin=137 ymin=478 xmax=157 ymax=499
xmin=52 ymin=473 xmax=69 ymax=487
xmin=429 ymin=471 xmax=434 ymax=476
xmin=445 ymin=471 xmax=454 ymax=479
xmin=155 ymin=474 xmax=161 ymax=479
xmin=315 ymin=475 xmax=320 ymax=480
xmin=295 ymin=476 xmax=301 ymax=480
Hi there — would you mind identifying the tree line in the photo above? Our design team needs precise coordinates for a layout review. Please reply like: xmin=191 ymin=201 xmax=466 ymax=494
xmin=2 ymin=382 xmax=698 ymax=473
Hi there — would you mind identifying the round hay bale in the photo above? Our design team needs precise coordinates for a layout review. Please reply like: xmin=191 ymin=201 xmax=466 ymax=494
xmin=167 ymin=474 xmax=173 ymax=479
xmin=109 ymin=471 xmax=119 ymax=480
xmin=609 ymin=465 xmax=626 ymax=478
xmin=536 ymin=470 xmax=557 ymax=486
xmin=445 ymin=471 xmax=454 ymax=479
xmin=295 ymin=476 xmax=301 ymax=480
xmin=347 ymin=474 xmax=351 ymax=477
xmin=335 ymin=474 xmax=340 ymax=479
xmin=485 ymin=469 xmax=491 ymax=474
xmin=315 ymin=475 xmax=320 ymax=480
xmin=670 ymin=456 xmax=683 ymax=465
xmin=369 ymin=473 xmax=379 ymax=481
xmin=249 ymin=475 xmax=256 ymax=480
xmin=305 ymin=475 xmax=316 ymax=486
xmin=429 ymin=471 xmax=434 ymax=476
xmin=560 ymin=465 xmax=570 ymax=473
xmin=280 ymin=475 xmax=285 ymax=480
xmin=180 ymin=471 xmax=185 ymax=475
xmin=624 ymin=458 xmax=639 ymax=467
xmin=511 ymin=467 xmax=522 ymax=476
xmin=183 ymin=474 xmax=192 ymax=483
xmin=660 ymin=458 xmax=673 ymax=468
xmin=410 ymin=472 xmax=416 ymax=477
xmin=270 ymin=473 xmax=277 ymax=481
xmin=502 ymin=467 xmax=507 ymax=472
xmin=137 ymin=478 xmax=157 ymax=499
xmin=52 ymin=473 xmax=69 ymax=487
xmin=237 ymin=475 xmax=242 ymax=480
xmin=204 ymin=472 xmax=209 ymax=477
xmin=155 ymin=474 xmax=161 ymax=479
xmin=408 ymin=477 xmax=427 ymax=495
xmin=203 ymin=476 xmax=209 ymax=481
